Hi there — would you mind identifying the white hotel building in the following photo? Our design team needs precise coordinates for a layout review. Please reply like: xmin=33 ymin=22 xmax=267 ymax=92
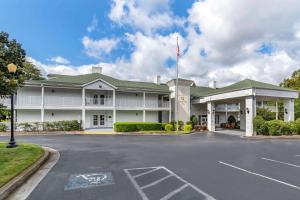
xmin=1 ymin=67 xmax=298 ymax=136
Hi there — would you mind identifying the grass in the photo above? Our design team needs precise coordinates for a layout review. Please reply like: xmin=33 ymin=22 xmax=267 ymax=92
xmin=0 ymin=142 xmax=44 ymax=188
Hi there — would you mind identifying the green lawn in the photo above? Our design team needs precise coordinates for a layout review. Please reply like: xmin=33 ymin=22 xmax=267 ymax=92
xmin=0 ymin=142 xmax=44 ymax=187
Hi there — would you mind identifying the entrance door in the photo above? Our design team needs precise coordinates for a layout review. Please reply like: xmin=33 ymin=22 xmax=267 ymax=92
xmin=99 ymin=114 xmax=105 ymax=127
xmin=198 ymin=115 xmax=207 ymax=125
xmin=93 ymin=115 xmax=99 ymax=127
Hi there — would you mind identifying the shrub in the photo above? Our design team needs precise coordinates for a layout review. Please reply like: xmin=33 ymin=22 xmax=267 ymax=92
xmin=253 ymin=116 xmax=267 ymax=135
xmin=257 ymin=108 xmax=276 ymax=121
xmin=165 ymin=124 xmax=174 ymax=132
xmin=0 ymin=123 xmax=7 ymax=132
xmin=114 ymin=122 xmax=163 ymax=132
xmin=281 ymin=122 xmax=294 ymax=135
xmin=293 ymin=120 xmax=300 ymax=134
xmin=190 ymin=115 xmax=198 ymax=128
xmin=266 ymin=120 xmax=284 ymax=136
xmin=19 ymin=122 xmax=35 ymax=132
xmin=162 ymin=123 xmax=167 ymax=130
xmin=184 ymin=124 xmax=192 ymax=133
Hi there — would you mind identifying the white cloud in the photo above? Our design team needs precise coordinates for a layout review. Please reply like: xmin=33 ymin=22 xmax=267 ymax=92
xmin=108 ymin=0 xmax=184 ymax=35
xmin=82 ymin=36 xmax=119 ymax=58
xmin=87 ymin=15 xmax=98 ymax=32
xmin=48 ymin=56 xmax=70 ymax=65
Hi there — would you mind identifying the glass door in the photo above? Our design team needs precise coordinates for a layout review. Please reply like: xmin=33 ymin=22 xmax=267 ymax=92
xmin=99 ymin=114 xmax=105 ymax=127
xmin=93 ymin=115 xmax=99 ymax=127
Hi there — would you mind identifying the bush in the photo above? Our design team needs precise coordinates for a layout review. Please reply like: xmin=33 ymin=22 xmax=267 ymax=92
xmin=266 ymin=120 xmax=284 ymax=136
xmin=190 ymin=115 xmax=198 ymax=128
xmin=19 ymin=120 xmax=81 ymax=132
xmin=281 ymin=122 xmax=294 ymax=135
xmin=184 ymin=124 xmax=192 ymax=133
xmin=254 ymin=116 xmax=267 ymax=135
xmin=0 ymin=123 xmax=7 ymax=132
xmin=256 ymin=108 xmax=276 ymax=121
xmin=165 ymin=124 xmax=174 ymax=132
xmin=294 ymin=120 xmax=300 ymax=134
xmin=114 ymin=122 xmax=163 ymax=132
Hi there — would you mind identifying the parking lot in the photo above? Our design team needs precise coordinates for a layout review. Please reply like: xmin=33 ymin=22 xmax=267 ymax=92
xmin=1 ymin=133 xmax=299 ymax=200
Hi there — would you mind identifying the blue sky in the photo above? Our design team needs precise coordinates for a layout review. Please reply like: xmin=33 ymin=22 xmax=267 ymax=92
xmin=1 ymin=0 xmax=300 ymax=86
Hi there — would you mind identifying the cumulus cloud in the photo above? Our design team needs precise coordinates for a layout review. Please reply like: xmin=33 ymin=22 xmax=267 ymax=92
xmin=48 ymin=56 xmax=70 ymax=65
xmin=82 ymin=36 xmax=119 ymax=58
xmin=109 ymin=0 xmax=184 ymax=35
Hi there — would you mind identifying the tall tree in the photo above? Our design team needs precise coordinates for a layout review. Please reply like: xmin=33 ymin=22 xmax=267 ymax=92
xmin=22 ymin=61 xmax=44 ymax=80
xmin=280 ymin=69 xmax=300 ymax=119
xmin=0 ymin=32 xmax=26 ymax=96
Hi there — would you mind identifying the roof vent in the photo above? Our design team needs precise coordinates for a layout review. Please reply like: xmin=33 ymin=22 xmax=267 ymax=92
xmin=209 ymin=80 xmax=217 ymax=89
xmin=92 ymin=66 xmax=102 ymax=74
xmin=155 ymin=75 xmax=161 ymax=85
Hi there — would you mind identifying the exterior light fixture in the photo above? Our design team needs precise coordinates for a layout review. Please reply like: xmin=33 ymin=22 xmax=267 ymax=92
xmin=246 ymin=107 xmax=250 ymax=114
xmin=6 ymin=63 xmax=17 ymax=148
xmin=7 ymin=63 xmax=17 ymax=73
xmin=212 ymin=109 xmax=215 ymax=114
xmin=240 ymin=110 xmax=243 ymax=115
xmin=207 ymin=110 xmax=210 ymax=114
xmin=285 ymin=108 xmax=288 ymax=114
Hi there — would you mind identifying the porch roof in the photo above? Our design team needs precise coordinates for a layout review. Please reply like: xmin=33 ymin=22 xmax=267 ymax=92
xmin=25 ymin=73 xmax=170 ymax=92
xmin=191 ymin=79 xmax=297 ymax=98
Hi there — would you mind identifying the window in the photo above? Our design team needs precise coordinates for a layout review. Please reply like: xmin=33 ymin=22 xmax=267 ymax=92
xmin=100 ymin=95 xmax=105 ymax=105
xmin=93 ymin=95 xmax=98 ymax=104
xmin=100 ymin=115 xmax=105 ymax=126
xmin=93 ymin=115 xmax=98 ymax=126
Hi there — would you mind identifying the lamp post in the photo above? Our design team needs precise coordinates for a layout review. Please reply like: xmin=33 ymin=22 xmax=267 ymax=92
xmin=7 ymin=63 xmax=17 ymax=148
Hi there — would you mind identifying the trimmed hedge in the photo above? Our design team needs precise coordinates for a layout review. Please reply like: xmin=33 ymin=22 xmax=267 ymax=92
xmin=184 ymin=124 xmax=192 ymax=133
xmin=254 ymin=116 xmax=300 ymax=136
xmin=18 ymin=120 xmax=81 ymax=132
xmin=114 ymin=122 xmax=163 ymax=132
xmin=164 ymin=124 xmax=174 ymax=132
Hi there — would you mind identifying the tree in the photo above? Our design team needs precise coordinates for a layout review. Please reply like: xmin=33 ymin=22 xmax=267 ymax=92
xmin=22 ymin=61 xmax=44 ymax=80
xmin=0 ymin=32 xmax=26 ymax=96
xmin=256 ymin=107 xmax=276 ymax=121
xmin=280 ymin=69 xmax=300 ymax=119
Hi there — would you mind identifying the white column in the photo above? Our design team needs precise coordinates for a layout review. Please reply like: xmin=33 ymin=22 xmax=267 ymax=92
xmin=225 ymin=104 xmax=228 ymax=121
xmin=207 ymin=102 xmax=215 ymax=132
xmin=284 ymin=99 xmax=294 ymax=122
xmin=143 ymin=92 xmax=146 ymax=122
xmin=240 ymin=100 xmax=246 ymax=130
xmin=41 ymin=86 xmax=44 ymax=122
xmin=82 ymin=88 xmax=86 ymax=129
xmin=245 ymin=96 xmax=256 ymax=137
xmin=275 ymin=100 xmax=278 ymax=120
xmin=169 ymin=94 xmax=172 ymax=122
xmin=113 ymin=89 xmax=116 ymax=124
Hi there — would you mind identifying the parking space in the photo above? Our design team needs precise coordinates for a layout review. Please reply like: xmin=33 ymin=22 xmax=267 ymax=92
xmin=124 ymin=166 xmax=215 ymax=200
xmin=1 ymin=133 xmax=300 ymax=200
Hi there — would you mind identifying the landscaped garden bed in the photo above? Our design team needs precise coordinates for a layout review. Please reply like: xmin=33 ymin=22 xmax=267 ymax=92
xmin=0 ymin=143 xmax=44 ymax=188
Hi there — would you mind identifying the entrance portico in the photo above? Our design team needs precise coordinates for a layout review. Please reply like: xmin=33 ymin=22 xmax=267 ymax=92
xmin=191 ymin=79 xmax=298 ymax=136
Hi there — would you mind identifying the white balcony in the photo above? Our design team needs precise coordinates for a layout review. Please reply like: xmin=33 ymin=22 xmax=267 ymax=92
xmin=146 ymin=100 xmax=169 ymax=108
xmin=17 ymin=96 xmax=42 ymax=106
xmin=116 ymin=98 xmax=143 ymax=108
xmin=85 ymin=97 xmax=113 ymax=107
xmin=44 ymin=96 xmax=81 ymax=107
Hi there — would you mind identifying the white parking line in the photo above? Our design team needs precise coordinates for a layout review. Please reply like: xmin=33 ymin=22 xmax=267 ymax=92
xmin=219 ymin=161 xmax=300 ymax=190
xmin=141 ymin=174 xmax=173 ymax=189
xmin=133 ymin=167 xmax=161 ymax=178
xmin=261 ymin=157 xmax=300 ymax=168
xmin=124 ymin=166 xmax=216 ymax=200
xmin=160 ymin=184 xmax=189 ymax=200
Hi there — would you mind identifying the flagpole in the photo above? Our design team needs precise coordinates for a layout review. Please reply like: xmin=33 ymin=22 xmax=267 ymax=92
xmin=175 ymin=37 xmax=179 ymax=132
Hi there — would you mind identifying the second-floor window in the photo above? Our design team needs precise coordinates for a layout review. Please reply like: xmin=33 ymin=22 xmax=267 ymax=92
xmin=100 ymin=95 xmax=105 ymax=105
xmin=93 ymin=95 xmax=98 ymax=104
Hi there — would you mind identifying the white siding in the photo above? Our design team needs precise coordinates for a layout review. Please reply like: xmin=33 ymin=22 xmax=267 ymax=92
xmin=116 ymin=110 xmax=143 ymax=122
xmin=44 ymin=110 xmax=81 ymax=122
xmin=17 ymin=110 xmax=41 ymax=122
xmin=145 ymin=111 xmax=158 ymax=122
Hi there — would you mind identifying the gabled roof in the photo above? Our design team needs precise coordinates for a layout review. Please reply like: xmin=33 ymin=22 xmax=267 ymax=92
xmin=191 ymin=79 xmax=296 ymax=98
xmin=26 ymin=73 xmax=170 ymax=92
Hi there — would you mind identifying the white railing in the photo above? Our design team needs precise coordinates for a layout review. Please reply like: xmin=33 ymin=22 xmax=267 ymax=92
xmin=44 ymin=96 xmax=81 ymax=107
xmin=17 ymin=96 xmax=42 ymax=106
xmin=146 ymin=100 xmax=169 ymax=108
xmin=85 ymin=97 xmax=113 ymax=107
xmin=116 ymin=98 xmax=144 ymax=108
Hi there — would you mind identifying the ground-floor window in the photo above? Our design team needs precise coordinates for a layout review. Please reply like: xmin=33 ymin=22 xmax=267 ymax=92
xmin=93 ymin=115 xmax=98 ymax=126
xmin=198 ymin=115 xmax=207 ymax=125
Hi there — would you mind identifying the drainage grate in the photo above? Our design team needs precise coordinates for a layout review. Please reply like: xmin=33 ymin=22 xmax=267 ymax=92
xmin=65 ymin=172 xmax=114 ymax=190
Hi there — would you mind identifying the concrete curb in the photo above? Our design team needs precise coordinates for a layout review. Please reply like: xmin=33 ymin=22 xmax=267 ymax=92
xmin=243 ymin=135 xmax=300 ymax=140
xmin=0 ymin=146 xmax=51 ymax=200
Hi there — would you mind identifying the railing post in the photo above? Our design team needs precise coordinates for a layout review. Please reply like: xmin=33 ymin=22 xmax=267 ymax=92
xmin=113 ymin=90 xmax=116 ymax=124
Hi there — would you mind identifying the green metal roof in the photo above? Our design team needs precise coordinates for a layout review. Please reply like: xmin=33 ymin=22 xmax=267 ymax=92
xmin=190 ymin=86 xmax=216 ymax=97
xmin=26 ymin=73 xmax=170 ymax=92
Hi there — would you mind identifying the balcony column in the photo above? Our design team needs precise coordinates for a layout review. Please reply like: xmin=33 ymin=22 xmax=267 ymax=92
xmin=113 ymin=89 xmax=116 ymax=124
xmin=275 ymin=100 xmax=278 ymax=120
xmin=41 ymin=85 xmax=44 ymax=122
xmin=143 ymin=92 xmax=146 ymax=122
xmin=284 ymin=99 xmax=294 ymax=122
xmin=81 ymin=88 xmax=86 ymax=129
xmin=245 ymin=96 xmax=256 ymax=137
xmin=169 ymin=94 xmax=172 ymax=122
xmin=207 ymin=102 xmax=215 ymax=132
